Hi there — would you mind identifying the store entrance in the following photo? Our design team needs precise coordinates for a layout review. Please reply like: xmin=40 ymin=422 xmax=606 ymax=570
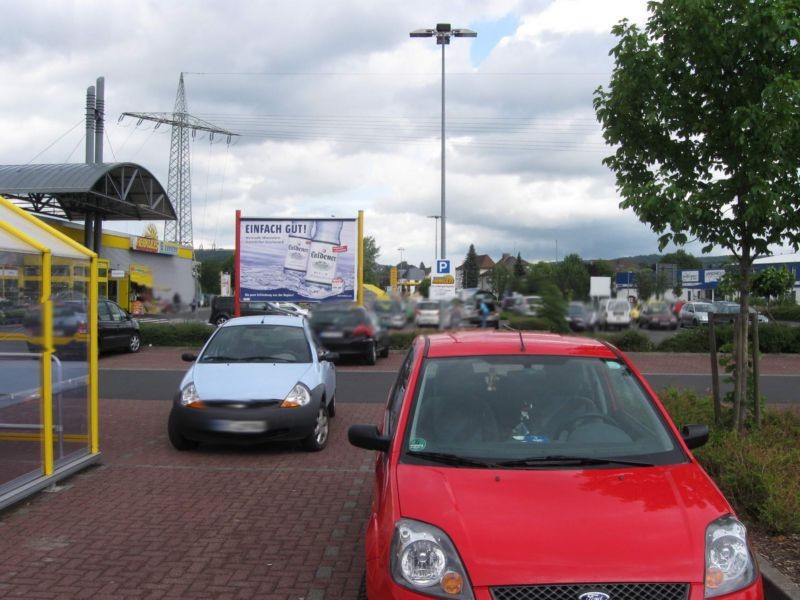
xmin=108 ymin=280 xmax=118 ymax=304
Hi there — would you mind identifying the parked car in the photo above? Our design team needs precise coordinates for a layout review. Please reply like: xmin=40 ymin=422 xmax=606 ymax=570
xmin=208 ymin=296 xmax=293 ymax=326
xmin=638 ymin=301 xmax=678 ymax=330
xmin=712 ymin=301 xmax=770 ymax=324
xmin=373 ymin=299 xmax=407 ymax=329
xmin=167 ymin=315 xmax=336 ymax=451
xmin=511 ymin=295 xmax=543 ymax=317
xmin=272 ymin=301 xmax=310 ymax=317
xmin=348 ymin=331 xmax=762 ymax=599
xmin=309 ymin=303 xmax=390 ymax=365
xmin=566 ymin=301 xmax=598 ymax=332
xmin=597 ymin=298 xmax=631 ymax=330
xmin=455 ymin=289 xmax=499 ymax=328
xmin=679 ymin=301 xmax=716 ymax=327
xmin=414 ymin=300 xmax=453 ymax=329
xmin=25 ymin=298 xmax=141 ymax=357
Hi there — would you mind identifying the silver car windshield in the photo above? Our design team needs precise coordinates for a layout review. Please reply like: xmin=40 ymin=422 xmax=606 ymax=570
xmin=404 ymin=356 xmax=682 ymax=465
xmin=201 ymin=324 xmax=311 ymax=363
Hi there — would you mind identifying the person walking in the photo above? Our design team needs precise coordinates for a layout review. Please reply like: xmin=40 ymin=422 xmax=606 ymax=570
xmin=479 ymin=299 xmax=490 ymax=328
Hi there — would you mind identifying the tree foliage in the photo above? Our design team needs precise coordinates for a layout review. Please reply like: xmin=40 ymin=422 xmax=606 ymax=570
xmin=660 ymin=250 xmax=702 ymax=269
xmin=594 ymin=0 xmax=800 ymax=430
xmin=554 ymin=254 xmax=590 ymax=301
xmin=363 ymin=235 xmax=381 ymax=286
xmin=635 ymin=268 xmax=655 ymax=302
xmin=491 ymin=263 xmax=512 ymax=297
xmin=462 ymin=244 xmax=480 ymax=288
xmin=752 ymin=266 xmax=795 ymax=301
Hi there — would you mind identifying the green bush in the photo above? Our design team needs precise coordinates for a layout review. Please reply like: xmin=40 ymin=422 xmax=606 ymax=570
xmin=140 ymin=322 xmax=215 ymax=347
xmin=769 ymin=304 xmax=800 ymax=321
xmin=599 ymin=329 xmax=654 ymax=352
xmin=655 ymin=323 xmax=800 ymax=353
xmin=505 ymin=315 xmax=554 ymax=331
xmin=389 ymin=331 xmax=417 ymax=350
xmin=660 ymin=389 xmax=800 ymax=534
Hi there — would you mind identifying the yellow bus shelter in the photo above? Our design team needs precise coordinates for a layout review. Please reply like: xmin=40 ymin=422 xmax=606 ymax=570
xmin=0 ymin=195 xmax=100 ymax=510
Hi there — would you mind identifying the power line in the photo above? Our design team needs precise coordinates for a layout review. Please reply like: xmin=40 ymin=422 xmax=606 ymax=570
xmin=26 ymin=118 xmax=84 ymax=164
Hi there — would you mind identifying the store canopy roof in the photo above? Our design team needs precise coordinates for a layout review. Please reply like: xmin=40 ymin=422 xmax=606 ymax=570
xmin=0 ymin=163 xmax=176 ymax=222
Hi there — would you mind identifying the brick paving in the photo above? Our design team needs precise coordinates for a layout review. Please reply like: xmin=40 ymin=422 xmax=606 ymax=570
xmin=0 ymin=398 xmax=382 ymax=599
xmin=1 ymin=346 xmax=798 ymax=598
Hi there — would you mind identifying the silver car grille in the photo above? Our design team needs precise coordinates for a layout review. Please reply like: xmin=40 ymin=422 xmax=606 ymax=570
xmin=490 ymin=583 xmax=689 ymax=600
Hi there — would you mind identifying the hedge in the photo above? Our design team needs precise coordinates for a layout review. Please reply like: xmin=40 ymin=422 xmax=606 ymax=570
xmin=140 ymin=322 xmax=215 ymax=347
xmin=660 ymin=388 xmax=800 ymax=534
xmin=656 ymin=323 xmax=800 ymax=353
xmin=768 ymin=304 xmax=800 ymax=322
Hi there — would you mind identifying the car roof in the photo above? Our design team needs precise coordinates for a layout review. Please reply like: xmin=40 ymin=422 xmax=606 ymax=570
xmin=220 ymin=315 xmax=304 ymax=327
xmin=422 ymin=331 xmax=618 ymax=360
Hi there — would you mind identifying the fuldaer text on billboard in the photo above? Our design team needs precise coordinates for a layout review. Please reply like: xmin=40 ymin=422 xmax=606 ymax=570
xmin=238 ymin=218 xmax=358 ymax=302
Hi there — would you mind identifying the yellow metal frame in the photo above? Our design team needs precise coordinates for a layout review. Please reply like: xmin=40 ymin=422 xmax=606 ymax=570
xmin=0 ymin=196 xmax=99 ymax=474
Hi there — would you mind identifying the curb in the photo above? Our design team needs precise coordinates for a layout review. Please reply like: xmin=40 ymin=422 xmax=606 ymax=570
xmin=760 ymin=554 xmax=800 ymax=600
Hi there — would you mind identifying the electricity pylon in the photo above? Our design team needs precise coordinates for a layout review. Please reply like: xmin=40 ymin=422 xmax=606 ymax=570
xmin=121 ymin=73 xmax=237 ymax=246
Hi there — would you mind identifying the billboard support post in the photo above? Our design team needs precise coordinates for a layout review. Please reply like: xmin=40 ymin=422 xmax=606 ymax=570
xmin=357 ymin=210 xmax=364 ymax=306
xmin=234 ymin=209 xmax=241 ymax=317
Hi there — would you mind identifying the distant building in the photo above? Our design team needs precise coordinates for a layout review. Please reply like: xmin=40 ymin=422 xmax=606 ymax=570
xmin=455 ymin=254 xmax=496 ymax=291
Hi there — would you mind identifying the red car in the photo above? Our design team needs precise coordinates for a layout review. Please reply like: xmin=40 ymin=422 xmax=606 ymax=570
xmin=349 ymin=331 xmax=763 ymax=600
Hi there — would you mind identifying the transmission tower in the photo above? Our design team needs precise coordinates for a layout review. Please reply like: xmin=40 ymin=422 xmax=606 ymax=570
xmin=121 ymin=73 xmax=237 ymax=246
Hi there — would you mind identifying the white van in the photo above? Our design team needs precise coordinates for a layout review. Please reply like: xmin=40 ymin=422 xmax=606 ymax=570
xmin=599 ymin=298 xmax=632 ymax=330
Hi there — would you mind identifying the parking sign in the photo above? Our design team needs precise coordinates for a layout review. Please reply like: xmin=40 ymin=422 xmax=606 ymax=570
xmin=436 ymin=259 xmax=451 ymax=275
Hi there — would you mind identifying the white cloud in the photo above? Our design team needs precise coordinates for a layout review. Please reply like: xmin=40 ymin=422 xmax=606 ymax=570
xmin=0 ymin=0 xmax=688 ymax=268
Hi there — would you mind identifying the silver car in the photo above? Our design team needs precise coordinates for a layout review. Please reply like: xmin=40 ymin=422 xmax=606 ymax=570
xmin=168 ymin=315 xmax=337 ymax=451
xmin=679 ymin=301 xmax=716 ymax=327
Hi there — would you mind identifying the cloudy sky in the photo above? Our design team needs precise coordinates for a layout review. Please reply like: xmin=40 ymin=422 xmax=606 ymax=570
xmin=1 ymin=0 xmax=711 ymax=267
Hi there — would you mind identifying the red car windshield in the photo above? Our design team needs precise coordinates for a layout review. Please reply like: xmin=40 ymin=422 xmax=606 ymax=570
xmin=402 ymin=355 xmax=684 ymax=466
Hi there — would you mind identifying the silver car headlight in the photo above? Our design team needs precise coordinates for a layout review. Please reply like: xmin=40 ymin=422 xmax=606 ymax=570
xmin=280 ymin=383 xmax=311 ymax=408
xmin=704 ymin=515 xmax=757 ymax=597
xmin=180 ymin=383 xmax=205 ymax=409
xmin=391 ymin=518 xmax=474 ymax=599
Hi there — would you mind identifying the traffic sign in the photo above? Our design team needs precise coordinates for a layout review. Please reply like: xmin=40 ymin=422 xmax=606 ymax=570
xmin=436 ymin=259 xmax=451 ymax=275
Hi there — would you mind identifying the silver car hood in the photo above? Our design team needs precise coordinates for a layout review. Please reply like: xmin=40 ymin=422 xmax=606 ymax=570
xmin=184 ymin=362 xmax=313 ymax=401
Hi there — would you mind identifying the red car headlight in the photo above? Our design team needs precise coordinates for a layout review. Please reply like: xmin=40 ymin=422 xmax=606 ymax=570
xmin=390 ymin=518 xmax=474 ymax=599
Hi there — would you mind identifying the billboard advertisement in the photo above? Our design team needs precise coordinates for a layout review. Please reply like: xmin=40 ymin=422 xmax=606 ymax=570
xmin=238 ymin=218 xmax=358 ymax=302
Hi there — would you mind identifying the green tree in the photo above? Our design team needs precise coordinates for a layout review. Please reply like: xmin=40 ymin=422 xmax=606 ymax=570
xmin=525 ymin=261 xmax=556 ymax=294
xmin=462 ymin=244 xmax=480 ymax=288
xmin=587 ymin=260 xmax=615 ymax=278
xmin=363 ymin=236 xmax=381 ymax=286
xmin=417 ymin=278 xmax=431 ymax=299
xmin=199 ymin=260 xmax=222 ymax=295
xmin=635 ymin=268 xmax=655 ymax=302
xmin=672 ymin=281 xmax=683 ymax=299
xmin=491 ymin=263 xmax=512 ymax=297
xmin=594 ymin=1 xmax=800 ymax=430
xmin=554 ymin=254 xmax=590 ymax=301
xmin=538 ymin=283 xmax=568 ymax=333
xmin=660 ymin=250 xmax=702 ymax=269
xmin=751 ymin=267 xmax=794 ymax=309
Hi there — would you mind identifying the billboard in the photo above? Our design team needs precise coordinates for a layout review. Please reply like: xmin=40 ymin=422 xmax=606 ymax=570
xmin=238 ymin=218 xmax=358 ymax=302
xmin=430 ymin=259 xmax=456 ymax=300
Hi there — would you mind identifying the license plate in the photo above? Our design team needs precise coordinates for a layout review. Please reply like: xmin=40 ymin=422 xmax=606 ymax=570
xmin=211 ymin=420 xmax=267 ymax=433
xmin=320 ymin=331 xmax=343 ymax=339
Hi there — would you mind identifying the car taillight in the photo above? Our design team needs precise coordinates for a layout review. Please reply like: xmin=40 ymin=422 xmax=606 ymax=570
xmin=352 ymin=324 xmax=374 ymax=337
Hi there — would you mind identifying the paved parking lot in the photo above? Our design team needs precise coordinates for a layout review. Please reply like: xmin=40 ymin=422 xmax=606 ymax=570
xmin=0 ymin=389 xmax=383 ymax=599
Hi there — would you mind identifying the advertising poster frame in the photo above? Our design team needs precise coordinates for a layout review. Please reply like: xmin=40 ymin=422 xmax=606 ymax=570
xmin=234 ymin=212 xmax=362 ymax=310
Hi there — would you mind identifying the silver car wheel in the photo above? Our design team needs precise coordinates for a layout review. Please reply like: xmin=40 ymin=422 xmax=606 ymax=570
xmin=314 ymin=406 xmax=329 ymax=445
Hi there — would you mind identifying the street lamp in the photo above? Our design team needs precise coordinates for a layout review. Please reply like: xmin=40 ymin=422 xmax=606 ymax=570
xmin=411 ymin=23 xmax=476 ymax=261
xmin=427 ymin=215 xmax=440 ymax=262
xmin=398 ymin=247 xmax=406 ymax=265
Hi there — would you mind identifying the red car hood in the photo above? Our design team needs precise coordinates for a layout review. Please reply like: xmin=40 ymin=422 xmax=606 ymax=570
xmin=396 ymin=462 xmax=730 ymax=586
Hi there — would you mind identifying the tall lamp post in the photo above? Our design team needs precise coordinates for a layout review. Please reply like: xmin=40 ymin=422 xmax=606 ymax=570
xmin=427 ymin=215 xmax=441 ymax=262
xmin=411 ymin=23 xmax=476 ymax=261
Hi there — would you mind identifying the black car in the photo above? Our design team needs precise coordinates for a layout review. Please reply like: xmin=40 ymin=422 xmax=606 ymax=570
xmin=209 ymin=296 xmax=293 ymax=326
xmin=26 ymin=298 xmax=140 ymax=357
xmin=308 ymin=303 xmax=390 ymax=365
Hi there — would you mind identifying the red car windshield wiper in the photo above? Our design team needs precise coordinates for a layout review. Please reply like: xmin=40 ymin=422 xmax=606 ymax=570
xmin=406 ymin=451 xmax=496 ymax=468
xmin=497 ymin=455 xmax=653 ymax=468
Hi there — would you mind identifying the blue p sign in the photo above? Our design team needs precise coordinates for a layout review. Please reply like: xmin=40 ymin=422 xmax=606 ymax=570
xmin=437 ymin=259 xmax=451 ymax=274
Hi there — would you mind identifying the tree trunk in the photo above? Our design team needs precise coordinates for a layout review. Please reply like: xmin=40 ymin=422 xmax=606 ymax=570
xmin=735 ymin=257 xmax=753 ymax=433
xmin=751 ymin=311 xmax=761 ymax=428
xmin=709 ymin=318 xmax=721 ymax=425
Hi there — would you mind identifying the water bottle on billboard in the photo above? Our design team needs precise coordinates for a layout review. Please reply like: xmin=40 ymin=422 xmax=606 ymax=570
xmin=283 ymin=220 xmax=314 ymax=273
xmin=304 ymin=220 xmax=343 ymax=288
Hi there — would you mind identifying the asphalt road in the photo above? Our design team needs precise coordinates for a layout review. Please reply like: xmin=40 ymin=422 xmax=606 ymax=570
xmin=99 ymin=367 xmax=800 ymax=406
